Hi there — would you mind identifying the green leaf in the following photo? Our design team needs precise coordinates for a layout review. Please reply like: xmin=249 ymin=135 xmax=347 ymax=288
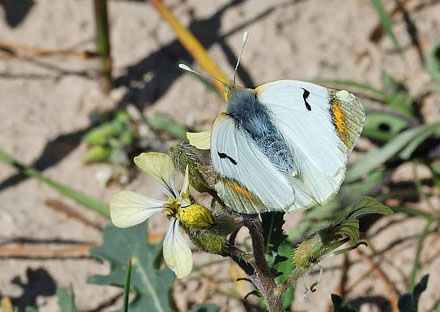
xmin=57 ymin=287 xmax=78 ymax=312
xmin=370 ymin=0 xmax=401 ymax=52
xmin=398 ymin=274 xmax=429 ymax=312
xmin=363 ymin=112 xmax=409 ymax=142
xmin=276 ymin=243 xmax=295 ymax=310
xmin=399 ymin=293 xmax=415 ymax=312
xmin=346 ymin=124 xmax=439 ymax=182
xmin=336 ymin=219 xmax=360 ymax=245
xmin=340 ymin=171 xmax=384 ymax=200
xmin=261 ymin=212 xmax=287 ymax=254
xmin=347 ymin=197 xmax=393 ymax=220
xmin=426 ymin=40 xmax=440 ymax=91
xmin=149 ymin=115 xmax=188 ymax=141
xmin=381 ymin=72 xmax=414 ymax=117
xmin=261 ymin=212 xmax=289 ymax=280
xmin=413 ymin=274 xmax=429 ymax=305
xmin=123 ymin=258 xmax=133 ymax=312
xmin=25 ymin=308 xmax=39 ymax=312
xmin=88 ymin=223 xmax=175 ymax=312
xmin=331 ymin=294 xmax=356 ymax=312
xmin=310 ymin=78 xmax=388 ymax=100
xmin=427 ymin=163 xmax=440 ymax=193
xmin=187 ymin=303 xmax=219 ymax=312
xmin=0 ymin=148 xmax=109 ymax=217
xmin=399 ymin=122 xmax=440 ymax=159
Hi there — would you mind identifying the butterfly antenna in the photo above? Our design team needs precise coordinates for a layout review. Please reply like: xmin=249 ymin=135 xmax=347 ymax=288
xmin=178 ymin=64 xmax=228 ymax=89
xmin=233 ymin=31 xmax=249 ymax=85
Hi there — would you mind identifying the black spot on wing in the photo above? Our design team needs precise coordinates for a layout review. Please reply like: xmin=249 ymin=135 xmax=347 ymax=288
xmin=302 ymin=88 xmax=311 ymax=111
xmin=218 ymin=152 xmax=237 ymax=165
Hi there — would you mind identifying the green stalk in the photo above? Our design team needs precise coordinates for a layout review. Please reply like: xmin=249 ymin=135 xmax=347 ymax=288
xmin=0 ymin=148 xmax=109 ymax=217
xmin=149 ymin=115 xmax=188 ymax=141
xmin=123 ymin=258 xmax=133 ymax=312
xmin=370 ymin=0 xmax=402 ymax=53
xmin=409 ymin=220 xmax=433 ymax=291
xmin=93 ymin=0 xmax=112 ymax=91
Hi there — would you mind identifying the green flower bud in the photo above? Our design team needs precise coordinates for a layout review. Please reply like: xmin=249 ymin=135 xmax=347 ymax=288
xmin=177 ymin=204 xmax=214 ymax=229
xmin=83 ymin=145 xmax=111 ymax=163
xmin=293 ymin=233 xmax=328 ymax=269
xmin=184 ymin=226 xmax=228 ymax=255
xmin=119 ymin=130 xmax=134 ymax=145
xmin=84 ymin=122 xmax=123 ymax=146
xmin=169 ymin=144 xmax=217 ymax=194
xmin=181 ymin=202 xmax=241 ymax=255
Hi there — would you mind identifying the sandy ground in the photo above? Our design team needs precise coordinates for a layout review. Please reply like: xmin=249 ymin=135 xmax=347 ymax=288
xmin=1 ymin=0 xmax=440 ymax=311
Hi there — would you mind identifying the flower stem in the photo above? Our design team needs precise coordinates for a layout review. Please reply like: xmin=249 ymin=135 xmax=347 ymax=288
xmin=242 ymin=215 xmax=284 ymax=312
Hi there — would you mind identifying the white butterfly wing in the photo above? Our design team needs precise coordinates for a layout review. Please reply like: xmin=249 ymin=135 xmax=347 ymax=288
xmin=255 ymin=80 xmax=365 ymax=204
xmin=211 ymin=113 xmax=308 ymax=213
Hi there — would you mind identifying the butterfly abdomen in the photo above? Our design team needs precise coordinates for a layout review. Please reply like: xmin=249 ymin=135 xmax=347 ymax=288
xmin=226 ymin=89 xmax=295 ymax=174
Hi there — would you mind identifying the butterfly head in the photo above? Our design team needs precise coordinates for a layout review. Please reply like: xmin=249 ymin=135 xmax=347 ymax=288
xmin=223 ymin=81 xmax=244 ymax=101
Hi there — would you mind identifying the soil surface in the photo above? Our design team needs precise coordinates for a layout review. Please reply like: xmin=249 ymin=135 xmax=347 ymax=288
xmin=1 ymin=0 xmax=440 ymax=311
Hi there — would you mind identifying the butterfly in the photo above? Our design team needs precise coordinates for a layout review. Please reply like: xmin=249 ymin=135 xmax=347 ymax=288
xmin=181 ymin=33 xmax=365 ymax=214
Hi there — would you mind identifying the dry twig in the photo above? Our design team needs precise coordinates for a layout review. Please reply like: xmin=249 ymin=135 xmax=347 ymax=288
xmin=356 ymin=249 xmax=399 ymax=312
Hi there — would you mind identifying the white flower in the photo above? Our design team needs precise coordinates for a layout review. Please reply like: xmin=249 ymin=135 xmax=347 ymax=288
xmin=110 ymin=152 xmax=192 ymax=279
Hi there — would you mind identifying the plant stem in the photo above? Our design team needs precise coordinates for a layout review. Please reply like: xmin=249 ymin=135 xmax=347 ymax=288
xmin=93 ymin=0 xmax=112 ymax=92
xmin=242 ymin=215 xmax=284 ymax=312
xmin=276 ymin=265 xmax=309 ymax=297
xmin=409 ymin=219 xmax=433 ymax=291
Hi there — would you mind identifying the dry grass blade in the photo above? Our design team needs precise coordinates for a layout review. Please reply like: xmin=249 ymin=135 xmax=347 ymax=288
xmin=45 ymin=199 xmax=102 ymax=231
xmin=0 ymin=244 xmax=95 ymax=257
xmin=1 ymin=297 xmax=13 ymax=312
xmin=0 ymin=40 xmax=99 ymax=59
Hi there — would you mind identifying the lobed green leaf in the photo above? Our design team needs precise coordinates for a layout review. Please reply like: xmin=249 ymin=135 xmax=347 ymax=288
xmin=56 ymin=287 xmax=78 ymax=312
xmin=88 ymin=223 xmax=175 ymax=312
xmin=331 ymin=294 xmax=357 ymax=312
xmin=347 ymin=196 xmax=393 ymax=220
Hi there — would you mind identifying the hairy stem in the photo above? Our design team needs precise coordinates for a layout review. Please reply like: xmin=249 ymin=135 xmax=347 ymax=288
xmin=242 ymin=214 xmax=284 ymax=312
xmin=276 ymin=265 xmax=309 ymax=298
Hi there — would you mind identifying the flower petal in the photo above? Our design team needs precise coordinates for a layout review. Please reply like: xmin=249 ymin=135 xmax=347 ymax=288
xmin=110 ymin=191 xmax=165 ymax=228
xmin=186 ymin=131 xmax=211 ymax=150
xmin=134 ymin=152 xmax=178 ymax=199
xmin=163 ymin=218 xmax=192 ymax=279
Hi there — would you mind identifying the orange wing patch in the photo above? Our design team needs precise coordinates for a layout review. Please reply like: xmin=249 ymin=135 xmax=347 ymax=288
xmin=329 ymin=93 xmax=350 ymax=147
xmin=225 ymin=180 xmax=254 ymax=200
xmin=223 ymin=179 xmax=265 ymax=208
